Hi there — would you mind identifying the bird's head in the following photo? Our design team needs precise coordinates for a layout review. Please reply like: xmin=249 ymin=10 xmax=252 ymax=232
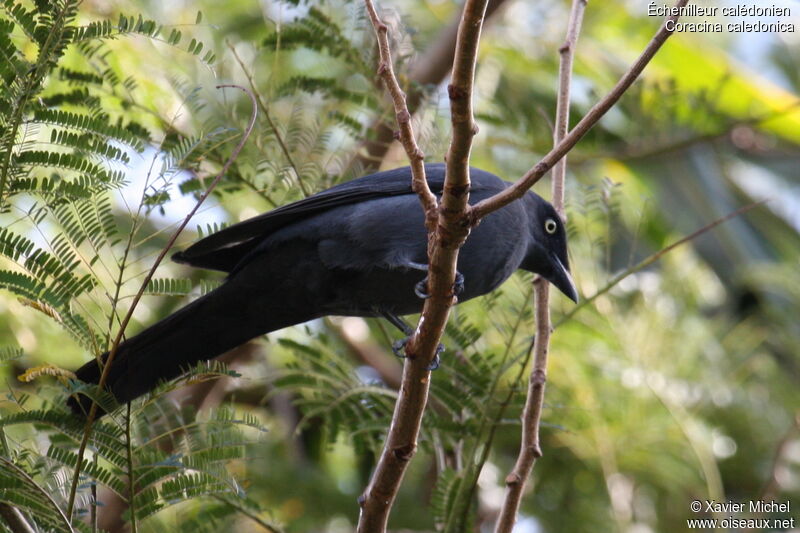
xmin=520 ymin=194 xmax=578 ymax=303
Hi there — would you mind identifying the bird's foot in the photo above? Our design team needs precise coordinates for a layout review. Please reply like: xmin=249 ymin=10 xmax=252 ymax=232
xmin=391 ymin=337 xmax=444 ymax=371
xmin=414 ymin=271 xmax=465 ymax=299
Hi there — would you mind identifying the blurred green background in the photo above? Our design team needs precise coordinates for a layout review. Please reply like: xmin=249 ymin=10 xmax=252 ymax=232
xmin=0 ymin=0 xmax=798 ymax=531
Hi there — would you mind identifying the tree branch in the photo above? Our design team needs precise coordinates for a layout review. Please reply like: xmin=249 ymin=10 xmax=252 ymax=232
xmin=469 ymin=0 xmax=690 ymax=222
xmin=227 ymin=42 xmax=310 ymax=197
xmin=65 ymin=85 xmax=259 ymax=518
xmin=495 ymin=278 xmax=551 ymax=531
xmin=493 ymin=1 xmax=585 ymax=530
xmin=357 ymin=0 xmax=488 ymax=530
xmin=355 ymin=0 xmax=510 ymax=171
xmin=0 ymin=504 xmax=35 ymax=533
xmin=359 ymin=0 xmax=688 ymax=529
xmin=362 ymin=0 xmax=437 ymax=218
xmin=550 ymin=0 xmax=586 ymax=218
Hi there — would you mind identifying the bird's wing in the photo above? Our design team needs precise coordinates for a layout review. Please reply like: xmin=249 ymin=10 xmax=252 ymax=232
xmin=172 ymin=165 xmax=449 ymax=272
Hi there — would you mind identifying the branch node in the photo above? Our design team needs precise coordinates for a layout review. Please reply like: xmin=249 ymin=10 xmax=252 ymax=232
xmin=445 ymin=182 xmax=470 ymax=198
xmin=393 ymin=443 xmax=417 ymax=462
xmin=465 ymin=207 xmax=480 ymax=228
xmin=471 ymin=121 xmax=480 ymax=136
xmin=533 ymin=161 xmax=550 ymax=175
xmin=447 ymin=83 xmax=468 ymax=100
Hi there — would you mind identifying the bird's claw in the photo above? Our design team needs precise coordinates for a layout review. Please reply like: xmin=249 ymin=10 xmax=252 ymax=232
xmin=391 ymin=338 xmax=408 ymax=358
xmin=414 ymin=271 xmax=465 ymax=299
xmin=391 ymin=337 xmax=444 ymax=371
xmin=428 ymin=349 xmax=441 ymax=371
xmin=414 ymin=278 xmax=431 ymax=299
xmin=453 ymin=271 xmax=465 ymax=296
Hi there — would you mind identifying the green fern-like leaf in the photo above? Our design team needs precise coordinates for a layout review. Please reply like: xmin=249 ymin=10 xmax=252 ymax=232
xmin=46 ymin=445 xmax=127 ymax=497
xmin=145 ymin=277 xmax=193 ymax=296
xmin=0 ymin=409 xmax=128 ymax=469
xmin=0 ymin=345 xmax=23 ymax=362
xmin=0 ymin=456 xmax=75 ymax=532
xmin=430 ymin=467 xmax=462 ymax=528
xmin=32 ymin=109 xmax=148 ymax=150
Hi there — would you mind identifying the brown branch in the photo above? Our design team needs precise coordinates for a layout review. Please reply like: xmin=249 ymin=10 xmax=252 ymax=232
xmin=493 ymin=1 xmax=585 ymax=530
xmin=363 ymin=0 xmax=437 ymax=219
xmin=0 ymin=504 xmax=35 ymax=533
xmin=357 ymin=0 xmax=488 ymax=530
xmin=355 ymin=0 xmax=510 ymax=171
xmin=65 ymin=85 xmax=259 ymax=518
xmin=494 ymin=279 xmax=551 ymax=531
xmin=357 ymin=2 xmax=438 ymax=530
xmin=469 ymin=0 xmax=690 ymax=222
xmin=550 ymin=0 xmax=586 ymax=218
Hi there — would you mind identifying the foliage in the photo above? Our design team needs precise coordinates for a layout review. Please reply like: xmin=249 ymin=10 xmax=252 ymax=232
xmin=0 ymin=1 xmax=276 ymax=531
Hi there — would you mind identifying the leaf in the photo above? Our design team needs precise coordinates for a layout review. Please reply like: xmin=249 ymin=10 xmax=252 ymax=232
xmin=145 ymin=277 xmax=193 ymax=297
xmin=0 ymin=346 xmax=23 ymax=363
xmin=17 ymin=363 xmax=76 ymax=383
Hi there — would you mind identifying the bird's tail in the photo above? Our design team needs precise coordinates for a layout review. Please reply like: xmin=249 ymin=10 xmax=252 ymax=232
xmin=68 ymin=277 xmax=305 ymax=416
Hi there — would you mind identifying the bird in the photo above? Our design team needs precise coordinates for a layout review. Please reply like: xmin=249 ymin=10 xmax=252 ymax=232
xmin=68 ymin=163 xmax=577 ymax=416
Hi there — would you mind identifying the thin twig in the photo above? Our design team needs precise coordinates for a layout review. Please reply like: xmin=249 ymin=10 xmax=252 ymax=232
xmin=469 ymin=0 xmax=690 ymax=221
xmin=211 ymin=495 xmax=284 ymax=533
xmin=227 ymin=41 xmax=310 ymax=197
xmin=356 ymin=0 xmax=488 ymax=530
xmin=65 ymin=85 xmax=258 ymax=518
xmin=550 ymin=0 xmax=586 ymax=218
xmin=124 ymin=402 xmax=137 ymax=532
xmin=495 ymin=279 xmax=551 ymax=531
xmin=0 ymin=504 xmax=35 ymax=533
xmin=362 ymin=0 xmax=436 ymax=218
xmin=554 ymin=201 xmax=766 ymax=328
xmin=0 ymin=457 xmax=75 ymax=533
xmin=354 ymin=0 xmax=511 ymax=172
xmin=494 ymin=1 xmax=585 ymax=529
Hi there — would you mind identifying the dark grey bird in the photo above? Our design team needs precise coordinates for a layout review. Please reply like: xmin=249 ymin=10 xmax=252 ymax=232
xmin=69 ymin=163 xmax=577 ymax=415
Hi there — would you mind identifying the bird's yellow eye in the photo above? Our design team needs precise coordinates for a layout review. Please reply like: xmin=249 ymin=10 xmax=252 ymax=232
xmin=544 ymin=218 xmax=557 ymax=234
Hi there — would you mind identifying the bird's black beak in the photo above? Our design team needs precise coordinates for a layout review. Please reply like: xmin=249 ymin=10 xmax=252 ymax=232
xmin=547 ymin=253 xmax=578 ymax=303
